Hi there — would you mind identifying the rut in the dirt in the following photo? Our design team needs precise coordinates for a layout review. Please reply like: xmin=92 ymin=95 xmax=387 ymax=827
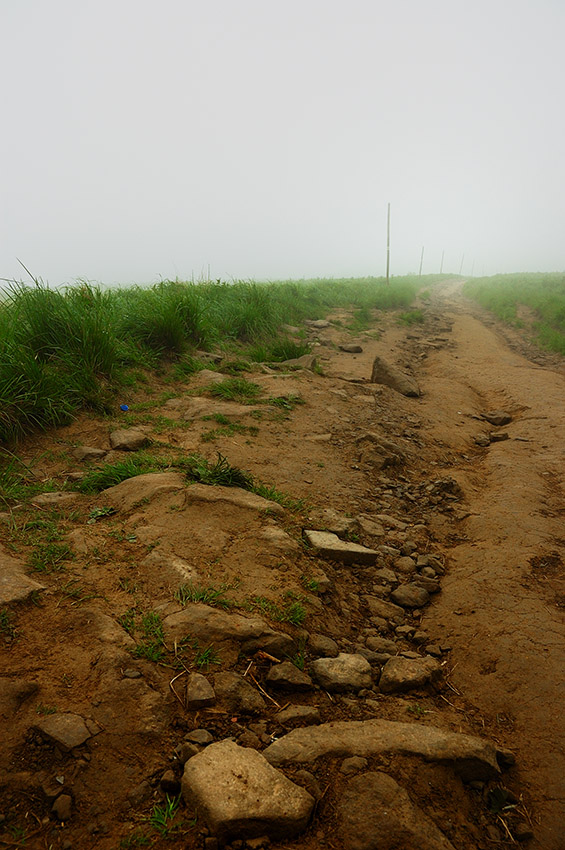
xmin=2 ymin=293 xmax=561 ymax=849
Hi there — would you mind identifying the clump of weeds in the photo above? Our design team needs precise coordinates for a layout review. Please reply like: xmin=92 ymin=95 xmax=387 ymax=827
xmin=0 ymin=608 xmax=17 ymax=641
xmin=208 ymin=377 xmax=263 ymax=403
xmin=177 ymin=452 xmax=254 ymax=489
xmin=174 ymin=582 xmax=235 ymax=610
xmin=29 ymin=542 xmax=72 ymax=572
xmin=397 ymin=309 xmax=425 ymax=325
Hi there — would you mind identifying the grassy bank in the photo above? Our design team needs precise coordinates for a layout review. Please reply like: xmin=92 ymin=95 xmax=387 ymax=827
xmin=0 ymin=274 xmax=445 ymax=443
xmin=464 ymin=273 xmax=565 ymax=354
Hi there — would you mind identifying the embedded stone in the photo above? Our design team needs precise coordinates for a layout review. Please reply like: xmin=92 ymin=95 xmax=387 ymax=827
xmin=304 ymin=530 xmax=377 ymax=565
xmin=181 ymin=740 xmax=314 ymax=842
xmin=390 ymin=583 xmax=430 ymax=609
xmin=378 ymin=656 xmax=442 ymax=694
xmin=338 ymin=771 xmax=455 ymax=849
xmin=310 ymin=654 xmax=373 ymax=692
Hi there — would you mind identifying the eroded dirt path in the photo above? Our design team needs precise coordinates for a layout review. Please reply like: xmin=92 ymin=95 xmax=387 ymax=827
xmin=417 ymin=285 xmax=565 ymax=849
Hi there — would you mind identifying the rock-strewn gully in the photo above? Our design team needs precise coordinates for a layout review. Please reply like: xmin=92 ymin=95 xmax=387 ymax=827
xmin=1 ymin=281 xmax=563 ymax=849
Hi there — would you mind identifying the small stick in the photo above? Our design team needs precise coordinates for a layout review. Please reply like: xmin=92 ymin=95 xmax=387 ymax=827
xmin=247 ymin=672 xmax=280 ymax=708
xmin=169 ymin=671 xmax=187 ymax=708
xmin=255 ymin=650 xmax=282 ymax=663
xmin=243 ymin=660 xmax=254 ymax=677
xmin=497 ymin=815 xmax=518 ymax=844
xmin=439 ymin=694 xmax=460 ymax=710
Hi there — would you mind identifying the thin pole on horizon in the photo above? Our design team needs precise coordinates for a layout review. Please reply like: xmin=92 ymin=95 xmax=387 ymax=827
xmin=385 ymin=203 xmax=391 ymax=285
xmin=470 ymin=259 xmax=475 ymax=276
xmin=459 ymin=254 xmax=465 ymax=275
xmin=440 ymin=250 xmax=444 ymax=274
xmin=419 ymin=246 xmax=424 ymax=277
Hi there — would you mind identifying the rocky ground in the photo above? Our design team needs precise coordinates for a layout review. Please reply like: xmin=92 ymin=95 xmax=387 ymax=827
xmin=1 ymin=281 xmax=564 ymax=850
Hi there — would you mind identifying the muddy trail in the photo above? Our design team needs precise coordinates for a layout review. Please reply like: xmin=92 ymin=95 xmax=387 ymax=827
xmin=1 ymin=282 xmax=564 ymax=850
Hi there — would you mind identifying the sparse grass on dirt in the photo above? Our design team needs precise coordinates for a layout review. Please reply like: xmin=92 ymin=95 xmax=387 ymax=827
xmin=77 ymin=456 xmax=161 ymax=493
xmin=174 ymin=582 xmax=235 ymax=610
xmin=0 ymin=274 xmax=445 ymax=443
xmin=207 ymin=377 xmax=263 ymax=403
xmin=243 ymin=593 xmax=307 ymax=625
xmin=465 ymin=272 xmax=565 ymax=353
xmin=397 ymin=309 xmax=425 ymax=325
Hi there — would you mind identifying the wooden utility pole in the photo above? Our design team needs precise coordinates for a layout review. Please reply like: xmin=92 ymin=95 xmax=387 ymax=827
xmin=440 ymin=250 xmax=444 ymax=274
xmin=419 ymin=246 xmax=424 ymax=277
xmin=385 ymin=203 xmax=391 ymax=285
xmin=459 ymin=253 xmax=465 ymax=275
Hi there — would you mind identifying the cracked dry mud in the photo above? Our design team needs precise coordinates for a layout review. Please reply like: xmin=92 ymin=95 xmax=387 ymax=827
xmin=1 ymin=281 xmax=564 ymax=849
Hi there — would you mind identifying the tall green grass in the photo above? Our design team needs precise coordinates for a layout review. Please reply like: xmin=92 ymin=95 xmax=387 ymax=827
xmin=464 ymin=273 xmax=565 ymax=354
xmin=0 ymin=273 xmax=444 ymax=443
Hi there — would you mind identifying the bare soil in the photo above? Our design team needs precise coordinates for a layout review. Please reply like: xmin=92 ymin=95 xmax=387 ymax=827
xmin=1 ymin=281 xmax=564 ymax=850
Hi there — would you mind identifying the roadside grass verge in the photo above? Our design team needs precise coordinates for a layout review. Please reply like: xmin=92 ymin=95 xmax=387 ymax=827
xmin=464 ymin=273 xmax=565 ymax=354
xmin=0 ymin=274 xmax=448 ymax=443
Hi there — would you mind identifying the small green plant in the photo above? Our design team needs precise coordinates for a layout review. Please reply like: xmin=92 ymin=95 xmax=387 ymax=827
xmin=201 ymin=420 xmax=256 ymax=443
xmin=346 ymin=305 xmax=372 ymax=331
xmin=407 ymin=702 xmax=427 ymax=718
xmin=265 ymin=394 xmax=305 ymax=410
xmin=36 ymin=703 xmax=58 ymax=715
xmin=148 ymin=795 xmax=180 ymax=837
xmin=119 ymin=607 xmax=137 ymax=636
xmin=291 ymin=638 xmax=307 ymax=671
xmin=132 ymin=611 xmax=166 ymax=662
xmin=87 ymin=506 xmax=116 ymax=523
xmin=248 ymin=339 xmax=311 ymax=363
xmin=173 ymin=355 xmax=207 ymax=378
xmin=397 ymin=309 xmax=425 ymax=325
xmin=202 ymin=413 xmax=231 ymax=425
xmin=59 ymin=579 xmax=100 ymax=605
xmin=195 ymin=645 xmax=221 ymax=670
xmin=118 ymin=578 xmax=138 ymax=594
xmin=77 ymin=457 xmax=161 ymax=493
xmin=0 ymin=608 xmax=17 ymax=640
xmin=134 ymin=641 xmax=166 ymax=663
xmin=208 ymin=377 xmax=263 ymax=403
xmin=244 ymin=594 xmax=306 ymax=625
xmin=119 ymin=831 xmax=151 ymax=848
xmin=284 ymin=598 xmax=307 ymax=625
xmin=218 ymin=359 xmax=253 ymax=375
xmin=174 ymin=583 xmax=234 ymax=610
xmin=252 ymin=483 xmax=305 ymax=512
xmin=180 ymin=453 xmax=254 ymax=489
xmin=29 ymin=542 xmax=72 ymax=572
xmin=300 ymin=575 xmax=320 ymax=592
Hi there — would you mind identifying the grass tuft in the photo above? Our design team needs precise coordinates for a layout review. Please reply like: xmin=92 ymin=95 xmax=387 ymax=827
xmin=208 ymin=377 xmax=263 ymax=403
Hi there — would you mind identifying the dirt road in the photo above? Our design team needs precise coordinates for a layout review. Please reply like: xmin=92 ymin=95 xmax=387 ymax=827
xmin=417 ymin=283 xmax=565 ymax=849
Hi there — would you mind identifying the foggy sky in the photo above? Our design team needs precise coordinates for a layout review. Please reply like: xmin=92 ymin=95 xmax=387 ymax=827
xmin=2 ymin=0 xmax=564 ymax=286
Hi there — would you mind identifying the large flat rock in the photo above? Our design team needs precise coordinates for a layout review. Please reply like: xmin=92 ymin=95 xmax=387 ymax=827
xmin=184 ymin=483 xmax=284 ymax=515
xmin=339 ymin=771 xmax=455 ymax=850
xmin=162 ymin=603 xmax=294 ymax=665
xmin=102 ymin=472 xmax=186 ymax=511
xmin=35 ymin=712 xmax=96 ymax=751
xmin=379 ymin=656 xmax=442 ymax=693
xmin=310 ymin=653 xmax=373 ymax=692
xmin=0 ymin=545 xmax=45 ymax=605
xmin=264 ymin=718 xmax=505 ymax=782
xmin=182 ymin=739 xmax=314 ymax=843
xmin=303 ymin=530 xmax=377 ymax=564
xmin=370 ymin=356 xmax=420 ymax=397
